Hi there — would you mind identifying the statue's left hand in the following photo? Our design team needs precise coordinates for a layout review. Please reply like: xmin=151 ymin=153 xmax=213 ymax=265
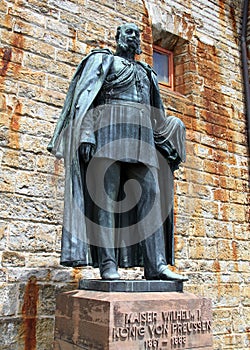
xmin=79 ymin=143 xmax=95 ymax=163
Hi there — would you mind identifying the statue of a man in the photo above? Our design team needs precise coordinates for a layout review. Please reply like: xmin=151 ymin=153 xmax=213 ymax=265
xmin=48 ymin=23 xmax=187 ymax=281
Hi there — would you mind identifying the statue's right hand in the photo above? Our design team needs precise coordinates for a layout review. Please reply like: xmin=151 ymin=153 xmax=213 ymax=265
xmin=79 ymin=143 xmax=95 ymax=163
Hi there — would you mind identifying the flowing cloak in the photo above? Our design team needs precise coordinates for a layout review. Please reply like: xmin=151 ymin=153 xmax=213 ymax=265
xmin=47 ymin=48 xmax=186 ymax=268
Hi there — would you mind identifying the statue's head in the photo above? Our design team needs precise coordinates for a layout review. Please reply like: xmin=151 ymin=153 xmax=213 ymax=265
xmin=115 ymin=23 xmax=142 ymax=55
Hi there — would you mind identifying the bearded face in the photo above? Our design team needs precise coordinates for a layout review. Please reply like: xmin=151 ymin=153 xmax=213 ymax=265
xmin=116 ymin=24 xmax=142 ymax=55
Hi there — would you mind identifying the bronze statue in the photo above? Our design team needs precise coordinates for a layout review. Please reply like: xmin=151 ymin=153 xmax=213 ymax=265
xmin=48 ymin=23 xmax=187 ymax=281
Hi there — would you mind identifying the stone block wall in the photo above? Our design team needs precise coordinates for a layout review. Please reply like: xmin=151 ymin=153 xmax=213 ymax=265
xmin=247 ymin=0 xmax=250 ymax=76
xmin=0 ymin=0 xmax=249 ymax=349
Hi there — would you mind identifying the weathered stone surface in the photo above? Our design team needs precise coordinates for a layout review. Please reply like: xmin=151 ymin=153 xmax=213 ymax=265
xmin=0 ymin=317 xmax=23 ymax=349
xmin=0 ymin=284 xmax=19 ymax=316
xmin=0 ymin=0 xmax=249 ymax=349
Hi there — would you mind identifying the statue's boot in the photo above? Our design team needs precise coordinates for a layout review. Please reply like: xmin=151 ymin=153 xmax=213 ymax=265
xmin=150 ymin=266 xmax=188 ymax=281
xmin=142 ymin=229 xmax=188 ymax=281
xmin=98 ymin=248 xmax=120 ymax=280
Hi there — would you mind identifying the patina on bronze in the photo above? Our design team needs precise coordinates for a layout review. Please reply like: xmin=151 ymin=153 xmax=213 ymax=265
xmin=47 ymin=23 xmax=187 ymax=281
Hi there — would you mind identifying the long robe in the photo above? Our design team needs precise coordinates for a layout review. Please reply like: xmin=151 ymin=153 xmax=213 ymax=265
xmin=47 ymin=49 xmax=186 ymax=268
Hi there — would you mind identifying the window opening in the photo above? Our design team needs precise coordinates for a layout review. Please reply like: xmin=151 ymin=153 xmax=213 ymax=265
xmin=153 ymin=45 xmax=174 ymax=90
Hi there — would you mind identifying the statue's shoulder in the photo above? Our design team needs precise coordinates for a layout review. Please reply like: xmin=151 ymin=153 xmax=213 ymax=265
xmin=89 ymin=48 xmax=114 ymax=57
xmin=72 ymin=48 xmax=113 ymax=81
xmin=78 ymin=48 xmax=113 ymax=66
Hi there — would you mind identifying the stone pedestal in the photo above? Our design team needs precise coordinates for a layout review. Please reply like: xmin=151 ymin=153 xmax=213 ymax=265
xmin=54 ymin=281 xmax=213 ymax=350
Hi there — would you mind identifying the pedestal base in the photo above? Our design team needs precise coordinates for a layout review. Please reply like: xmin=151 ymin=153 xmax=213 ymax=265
xmin=79 ymin=279 xmax=183 ymax=292
xmin=54 ymin=285 xmax=213 ymax=350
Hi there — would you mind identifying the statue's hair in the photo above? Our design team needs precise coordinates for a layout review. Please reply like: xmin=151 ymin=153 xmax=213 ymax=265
xmin=115 ymin=25 xmax=122 ymax=42
xmin=116 ymin=23 xmax=140 ymax=40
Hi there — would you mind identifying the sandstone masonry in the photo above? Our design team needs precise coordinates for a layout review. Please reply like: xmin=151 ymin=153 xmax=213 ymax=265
xmin=0 ymin=1 xmax=249 ymax=349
